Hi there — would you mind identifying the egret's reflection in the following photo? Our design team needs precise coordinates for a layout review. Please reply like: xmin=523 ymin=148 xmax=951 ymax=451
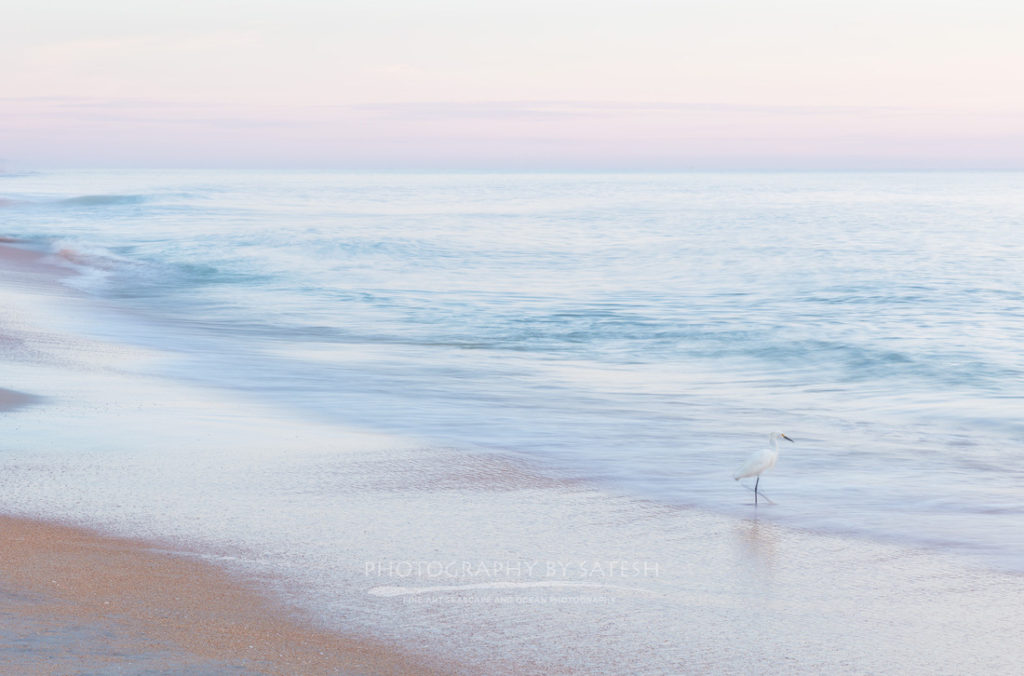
xmin=733 ymin=516 xmax=779 ymax=589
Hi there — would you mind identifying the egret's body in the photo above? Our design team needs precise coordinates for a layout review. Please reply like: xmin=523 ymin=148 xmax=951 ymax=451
xmin=734 ymin=431 xmax=793 ymax=504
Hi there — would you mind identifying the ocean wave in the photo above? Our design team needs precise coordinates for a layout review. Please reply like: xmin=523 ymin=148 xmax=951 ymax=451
xmin=66 ymin=251 xmax=272 ymax=300
xmin=58 ymin=194 xmax=146 ymax=207
xmin=5 ymin=168 xmax=1023 ymax=579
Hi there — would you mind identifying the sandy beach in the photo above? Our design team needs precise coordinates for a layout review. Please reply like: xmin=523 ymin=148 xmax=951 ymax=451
xmin=0 ymin=242 xmax=446 ymax=674
xmin=2 ymin=238 xmax=1024 ymax=674
xmin=0 ymin=515 xmax=444 ymax=675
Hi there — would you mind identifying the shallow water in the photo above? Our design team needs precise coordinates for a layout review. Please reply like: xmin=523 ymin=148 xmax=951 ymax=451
xmin=2 ymin=169 xmax=1023 ymax=571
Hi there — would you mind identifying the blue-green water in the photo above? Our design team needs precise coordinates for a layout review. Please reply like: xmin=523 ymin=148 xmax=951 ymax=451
xmin=2 ymin=169 xmax=1023 ymax=570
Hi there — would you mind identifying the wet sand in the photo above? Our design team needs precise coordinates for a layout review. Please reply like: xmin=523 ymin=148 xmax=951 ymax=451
xmin=0 ymin=388 xmax=37 ymax=411
xmin=0 ymin=516 xmax=444 ymax=675
xmin=0 ymin=241 xmax=51 ymax=267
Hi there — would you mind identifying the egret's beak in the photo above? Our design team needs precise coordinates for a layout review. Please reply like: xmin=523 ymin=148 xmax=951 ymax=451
xmin=782 ymin=434 xmax=794 ymax=442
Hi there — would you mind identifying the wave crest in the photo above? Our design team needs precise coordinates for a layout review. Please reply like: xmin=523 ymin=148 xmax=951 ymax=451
xmin=59 ymin=194 xmax=146 ymax=207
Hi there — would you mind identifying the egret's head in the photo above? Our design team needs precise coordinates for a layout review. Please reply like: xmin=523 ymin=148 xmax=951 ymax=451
xmin=772 ymin=431 xmax=795 ymax=443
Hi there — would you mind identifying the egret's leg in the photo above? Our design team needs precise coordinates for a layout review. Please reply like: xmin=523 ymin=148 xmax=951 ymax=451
xmin=754 ymin=476 xmax=759 ymax=505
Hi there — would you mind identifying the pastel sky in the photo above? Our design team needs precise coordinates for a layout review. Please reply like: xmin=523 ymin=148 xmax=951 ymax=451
xmin=3 ymin=0 xmax=1023 ymax=169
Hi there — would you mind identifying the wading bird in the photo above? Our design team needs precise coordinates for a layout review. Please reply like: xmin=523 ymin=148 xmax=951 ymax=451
xmin=734 ymin=431 xmax=793 ymax=505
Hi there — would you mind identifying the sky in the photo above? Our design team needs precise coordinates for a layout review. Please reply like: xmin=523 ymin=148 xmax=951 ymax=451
xmin=2 ymin=0 xmax=1023 ymax=169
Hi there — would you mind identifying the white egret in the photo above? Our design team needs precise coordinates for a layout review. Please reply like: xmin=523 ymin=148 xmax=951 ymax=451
xmin=734 ymin=431 xmax=793 ymax=505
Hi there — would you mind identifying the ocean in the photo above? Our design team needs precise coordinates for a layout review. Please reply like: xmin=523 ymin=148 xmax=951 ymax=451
xmin=2 ymin=168 xmax=1023 ymax=576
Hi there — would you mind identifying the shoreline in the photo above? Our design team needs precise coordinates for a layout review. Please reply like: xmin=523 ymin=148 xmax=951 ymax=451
xmin=3 ymin=234 xmax=1024 ymax=673
xmin=0 ymin=514 xmax=446 ymax=675
xmin=0 ymin=242 xmax=448 ymax=673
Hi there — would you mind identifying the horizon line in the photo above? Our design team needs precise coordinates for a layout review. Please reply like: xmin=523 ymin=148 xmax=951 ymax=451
xmin=5 ymin=165 xmax=1024 ymax=174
